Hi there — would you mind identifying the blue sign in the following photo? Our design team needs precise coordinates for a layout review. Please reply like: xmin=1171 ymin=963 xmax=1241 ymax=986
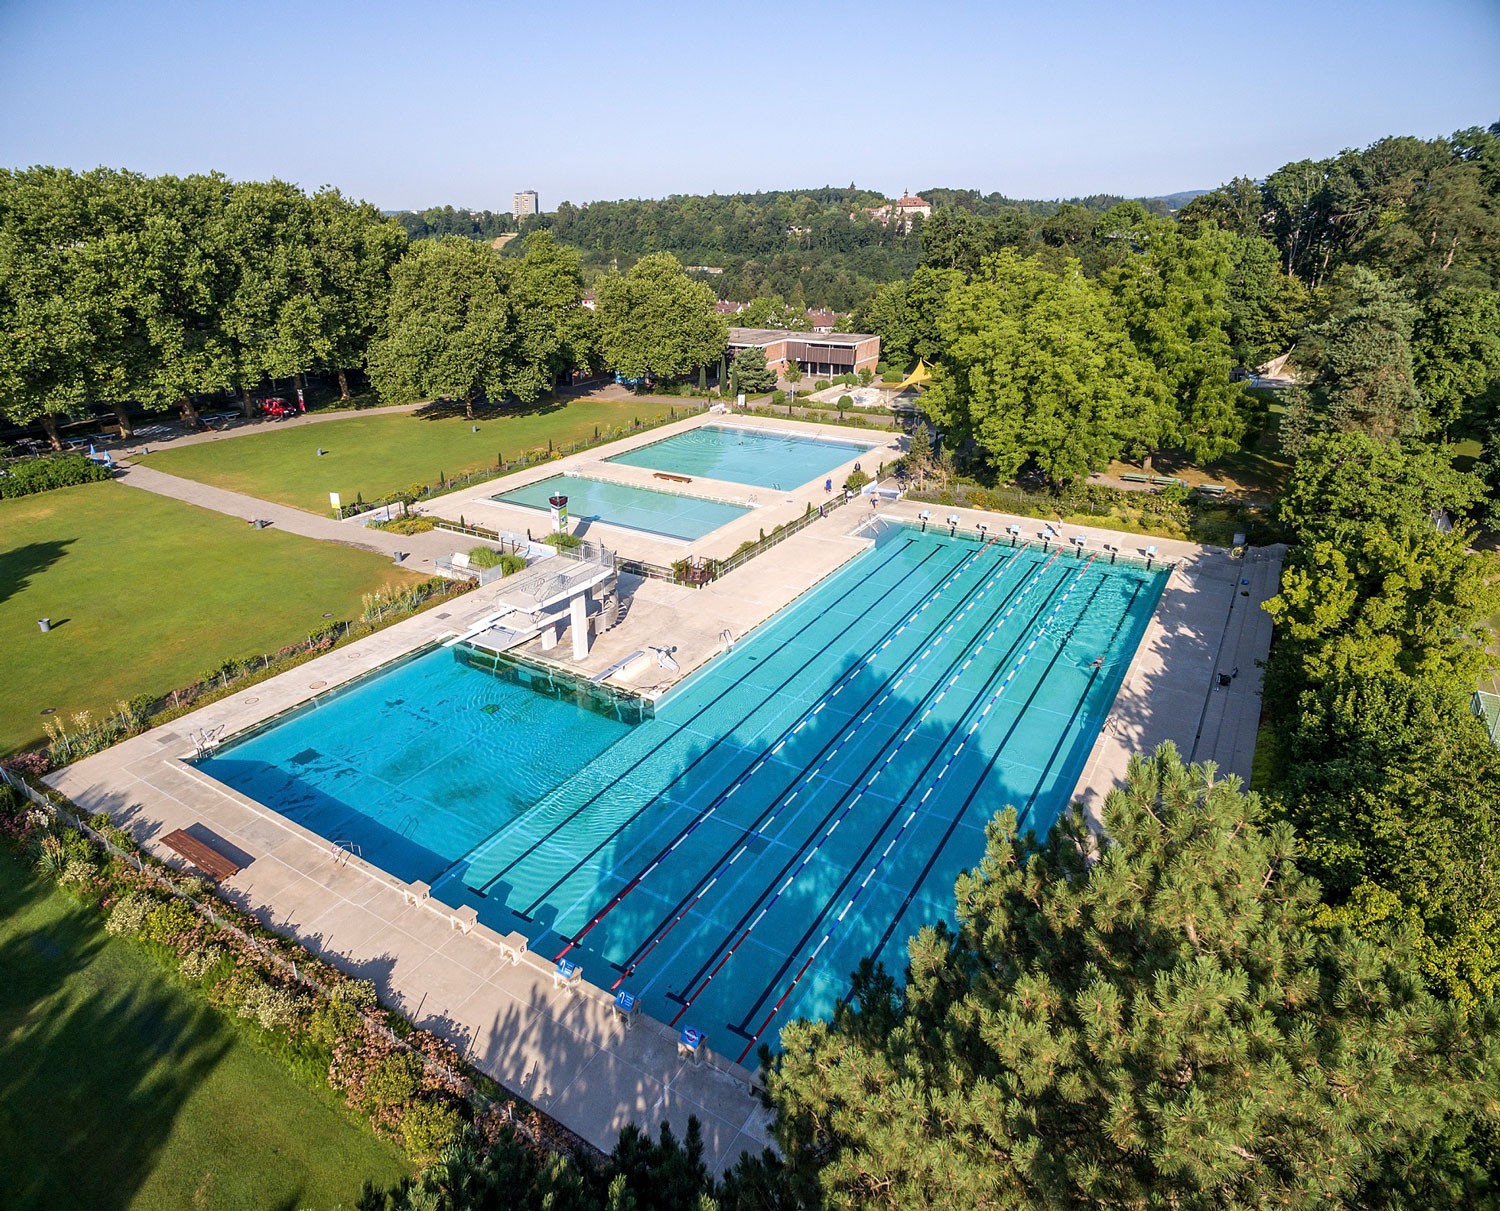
xmin=615 ymin=990 xmax=637 ymax=1013
xmin=556 ymin=958 xmax=579 ymax=979
xmin=679 ymin=1026 xmax=702 ymax=1052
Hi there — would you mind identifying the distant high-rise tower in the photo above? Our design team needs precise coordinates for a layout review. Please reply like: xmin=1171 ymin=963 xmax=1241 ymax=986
xmin=512 ymin=191 xmax=539 ymax=221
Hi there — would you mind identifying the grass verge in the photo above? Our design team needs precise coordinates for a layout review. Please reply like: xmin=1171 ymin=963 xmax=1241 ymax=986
xmin=0 ymin=846 xmax=408 ymax=1211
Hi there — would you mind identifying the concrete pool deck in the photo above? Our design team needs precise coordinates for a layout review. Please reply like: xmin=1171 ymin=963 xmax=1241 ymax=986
xmin=44 ymin=489 xmax=1281 ymax=1173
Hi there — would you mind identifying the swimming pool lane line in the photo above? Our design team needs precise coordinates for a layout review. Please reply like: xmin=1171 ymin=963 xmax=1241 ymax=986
xmin=480 ymin=540 xmax=977 ymax=907
xmin=858 ymin=577 xmax=1150 ymax=968
xmin=732 ymin=554 xmax=1102 ymax=1061
xmin=444 ymin=534 xmax=938 ymax=897
xmin=505 ymin=539 xmax=1000 ymax=916
xmin=722 ymin=563 xmax=1111 ymax=1035
xmin=548 ymin=540 xmax=1032 ymax=965
xmin=596 ymin=543 xmax=1045 ymax=986
xmin=665 ymin=550 xmax=1070 ymax=1026
xmin=730 ymin=563 xmax=1119 ymax=1035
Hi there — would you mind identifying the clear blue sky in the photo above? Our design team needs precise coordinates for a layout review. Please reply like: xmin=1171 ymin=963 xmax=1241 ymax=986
xmin=2 ymin=0 xmax=1496 ymax=211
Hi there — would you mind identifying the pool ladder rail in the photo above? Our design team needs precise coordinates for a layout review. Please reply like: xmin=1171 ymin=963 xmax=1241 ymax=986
xmin=331 ymin=839 xmax=363 ymax=867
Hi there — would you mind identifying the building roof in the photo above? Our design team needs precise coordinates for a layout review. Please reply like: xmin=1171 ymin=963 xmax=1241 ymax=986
xmin=896 ymin=194 xmax=929 ymax=208
xmin=729 ymin=327 xmax=876 ymax=348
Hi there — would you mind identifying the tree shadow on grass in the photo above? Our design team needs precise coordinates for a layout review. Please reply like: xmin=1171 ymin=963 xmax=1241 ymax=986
xmin=0 ymin=540 xmax=74 ymax=609
xmin=0 ymin=866 xmax=232 ymax=1211
xmin=411 ymin=398 xmax=566 ymax=423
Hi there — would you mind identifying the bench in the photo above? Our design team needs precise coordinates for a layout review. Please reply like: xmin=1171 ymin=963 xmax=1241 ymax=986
xmin=1150 ymin=475 xmax=1186 ymax=487
xmin=160 ymin=828 xmax=242 ymax=881
xmin=1119 ymin=472 xmax=1150 ymax=483
xmin=1194 ymin=483 xmax=1228 ymax=497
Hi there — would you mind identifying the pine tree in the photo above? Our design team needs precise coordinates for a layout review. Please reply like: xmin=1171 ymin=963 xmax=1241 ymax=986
xmin=767 ymin=744 xmax=1500 ymax=1211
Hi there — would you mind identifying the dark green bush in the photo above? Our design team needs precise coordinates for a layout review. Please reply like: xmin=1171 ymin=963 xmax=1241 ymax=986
xmin=0 ymin=453 xmax=112 ymax=498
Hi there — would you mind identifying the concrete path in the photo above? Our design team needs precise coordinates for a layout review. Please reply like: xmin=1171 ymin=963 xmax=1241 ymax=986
xmin=114 ymin=462 xmax=464 ymax=573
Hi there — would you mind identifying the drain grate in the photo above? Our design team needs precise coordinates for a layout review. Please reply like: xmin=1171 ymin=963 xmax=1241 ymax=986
xmin=434 ymin=612 xmax=452 ymax=620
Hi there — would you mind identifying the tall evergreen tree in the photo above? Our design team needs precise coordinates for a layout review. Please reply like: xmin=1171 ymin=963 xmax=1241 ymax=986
xmin=768 ymin=744 xmax=1500 ymax=1210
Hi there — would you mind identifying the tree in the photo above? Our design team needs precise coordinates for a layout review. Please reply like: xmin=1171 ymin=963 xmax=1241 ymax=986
xmin=1222 ymin=233 xmax=1313 ymax=369
xmin=594 ymin=253 xmax=728 ymax=382
xmin=308 ymin=188 xmax=408 ymax=401
xmin=508 ymin=231 xmax=595 ymax=398
xmin=726 ymin=346 xmax=776 ymax=395
xmin=1304 ymin=266 xmax=1425 ymax=438
xmin=368 ymin=238 xmax=515 ymax=419
xmin=782 ymin=358 xmax=802 ymax=396
xmin=1107 ymin=225 xmax=1249 ymax=463
xmin=924 ymin=251 xmax=1167 ymax=485
xmin=1410 ymin=286 xmax=1500 ymax=432
xmin=1274 ymin=670 xmax=1500 ymax=1004
xmin=769 ymin=743 xmax=1500 ymax=1210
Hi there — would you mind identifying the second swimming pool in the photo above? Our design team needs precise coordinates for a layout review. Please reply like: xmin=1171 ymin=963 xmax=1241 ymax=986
xmin=491 ymin=473 xmax=750 ymax=541
xmin=200 ymin=524 xmax=1166 ymax=1056
xmin=606 ymin=424 xmax=878 ymax=489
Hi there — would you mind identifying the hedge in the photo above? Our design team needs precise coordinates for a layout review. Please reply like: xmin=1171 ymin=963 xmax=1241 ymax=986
xmin=0 ymin=453 xmax=113 ymax=498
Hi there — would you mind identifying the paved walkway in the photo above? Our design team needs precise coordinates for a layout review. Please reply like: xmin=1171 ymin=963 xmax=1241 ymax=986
xmin=114 ymin=462 xmax=462 ymax=572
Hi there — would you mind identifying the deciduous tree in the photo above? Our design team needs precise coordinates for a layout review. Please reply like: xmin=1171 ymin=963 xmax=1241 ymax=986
xmin=594 ymin=253 xmax=727 ymax=382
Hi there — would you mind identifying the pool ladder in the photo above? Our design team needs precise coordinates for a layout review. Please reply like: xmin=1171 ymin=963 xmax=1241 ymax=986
xmin=331 ymin=840 xmax=362 ymax=867
xmin=720 ymin=628 xmax=735 ymax=652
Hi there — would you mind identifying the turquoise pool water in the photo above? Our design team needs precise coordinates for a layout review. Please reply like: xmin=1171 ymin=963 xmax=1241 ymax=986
xmin=200 ymin=525 xmax=1166 ymax=1056
xmin=491 ymin=473 xmax=750 ymax=541
xmin=606 ymin=424 xmax=877 ymax=489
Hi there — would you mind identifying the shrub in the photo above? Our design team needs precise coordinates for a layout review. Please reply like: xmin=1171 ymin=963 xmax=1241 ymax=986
xmin=845 ymin=469 xmax=871 ymax=492
xmin=771 ymin=389 xmax=786 ymax=405
xmin=399 ymin=1099 xmax=465 ymax=1160
xmin=105 ymin=892 xmax=154 ymax=937
xmin=467 ymin=546 xmax=525 ymax=575
xmin=814 ymin=379 xmax=831 ymax=391
xmin=543 ymin=531 xmax=582 ymax=550
xmin=837 ymin=395 xmax=853 ymax=412
xmin=0 ymin=453 xmax=112 ymax=499
xmin=371 ymin=515 xmax=435 ymax=535
xmin=235 ymin=979 xmax=306 ymax=1034
xmin=333 ymin=978 xmax=380 ymax=1013
xmin=141 ymin=897 xmax=201 ymax=947
xmin=364 ymin=1050 xmax=425 ymax=1117
xmin=179 ymin=943 xmax=227 ymax=984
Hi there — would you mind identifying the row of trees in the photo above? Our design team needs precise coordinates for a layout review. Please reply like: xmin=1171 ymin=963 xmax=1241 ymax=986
xmin=0 ymin=168 xmax=740 ymax=445
xmin=369 ymin=243 xmax=728 ymax=416
xmin=0 ymin=167 xmax=406 ymax=442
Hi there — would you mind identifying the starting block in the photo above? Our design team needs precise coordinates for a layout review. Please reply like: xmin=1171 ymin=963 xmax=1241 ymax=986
xmin=553 ymin=957 xmax=582 ymax=992
xmin=678 ymin=1025 xmax=704 ymax=1064
xmin=613 ymin=989 xmax=641 ymax=1028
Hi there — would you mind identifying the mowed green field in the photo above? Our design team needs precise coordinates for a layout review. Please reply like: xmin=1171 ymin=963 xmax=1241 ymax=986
xmin=0 ymin=482 xmax=420 ymax=755
xmin=138 ymin=398 xmax=682 ymax=513
xmin=0 ymin=848 xmax=408 ymax=1211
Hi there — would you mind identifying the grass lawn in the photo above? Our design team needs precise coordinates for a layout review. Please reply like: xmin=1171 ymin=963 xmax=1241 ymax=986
xmin=0 ymin=847 xmax=408 ymax=1210
xmin=138 ymin=397 xmax=683 ymax=514
xmin=0 ymin=482 xmax=420 ymax=756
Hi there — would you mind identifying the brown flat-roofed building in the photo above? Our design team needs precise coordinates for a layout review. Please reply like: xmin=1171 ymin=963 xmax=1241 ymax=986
xmin=728 ymin=327 xmax=880 ymax=378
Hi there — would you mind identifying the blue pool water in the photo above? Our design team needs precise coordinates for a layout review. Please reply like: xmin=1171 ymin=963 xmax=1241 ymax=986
xmin=606 ymin=424 xmax=877 ymax=489
xmin=201 ymin=524 xmax=1166 ymax=1056
xmin=492 ymin=473 xmax=750 ymax=541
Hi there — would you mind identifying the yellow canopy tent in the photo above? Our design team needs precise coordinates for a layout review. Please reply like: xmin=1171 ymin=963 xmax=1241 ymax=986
xmin=888 ymin=360 xmax=933 ymax=392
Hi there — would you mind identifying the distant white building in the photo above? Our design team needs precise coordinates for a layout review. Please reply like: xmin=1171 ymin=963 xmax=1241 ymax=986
xmin=512 ymin=191 xmax=540 ymax=221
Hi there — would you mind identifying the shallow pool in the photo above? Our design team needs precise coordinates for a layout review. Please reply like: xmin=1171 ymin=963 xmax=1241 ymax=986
xmin=491 ymin=473 xmax=750 ymax=541
xmin=606 ymin=424 xmax=878 ymax=489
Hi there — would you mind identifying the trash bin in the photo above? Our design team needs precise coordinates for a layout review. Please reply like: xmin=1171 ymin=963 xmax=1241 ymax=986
xmin=37 ymin=618 xmax=51 ymax=633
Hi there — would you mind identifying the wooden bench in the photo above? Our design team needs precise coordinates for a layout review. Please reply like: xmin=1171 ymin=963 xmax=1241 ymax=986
xmin=1119 ymin=472 xmax=1150 ymax=483
xmin=160 ymin=828 xmax=242 ymax=881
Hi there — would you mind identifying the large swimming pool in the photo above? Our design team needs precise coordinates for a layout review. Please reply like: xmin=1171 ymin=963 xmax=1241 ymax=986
xmin=491 ymin=473 xmax=750 ymax=541
xmin=200 ymin=524 xmax=1166 ymax=1058
xmin=606 ymin=424 xmax=877 ymax=489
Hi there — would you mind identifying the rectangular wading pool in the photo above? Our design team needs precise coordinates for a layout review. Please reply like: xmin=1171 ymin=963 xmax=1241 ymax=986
xmin=490 ymin=473 xmax=751 ymax=541
xmin=604 ymin=424 xmax=878 ymax=489
xmin=197 ymin=524 xmax=1167 ymax=1057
